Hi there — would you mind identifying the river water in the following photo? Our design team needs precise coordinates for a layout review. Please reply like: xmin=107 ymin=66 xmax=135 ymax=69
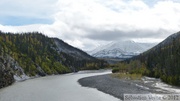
xmin=0 ymin=70 xmax=121 ymax=101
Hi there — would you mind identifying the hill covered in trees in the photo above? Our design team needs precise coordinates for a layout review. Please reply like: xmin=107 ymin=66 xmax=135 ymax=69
xmin=113 ymin=31 xmax=180 ymax=86
xmin=0 ymin=31 xmax=107 ymax=88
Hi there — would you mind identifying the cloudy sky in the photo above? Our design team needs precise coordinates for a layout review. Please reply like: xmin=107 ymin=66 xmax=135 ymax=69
xmin=0 ymin=0 xmax=180 ymax=51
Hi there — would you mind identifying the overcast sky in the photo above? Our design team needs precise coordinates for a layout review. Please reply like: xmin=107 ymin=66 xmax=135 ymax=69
xmin=0 ymin=0 xmax=180 ymax=51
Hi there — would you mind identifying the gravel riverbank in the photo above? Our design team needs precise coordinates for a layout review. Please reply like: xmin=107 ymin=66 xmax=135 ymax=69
xmin=78 ymin=74 xmax=173 ymax=100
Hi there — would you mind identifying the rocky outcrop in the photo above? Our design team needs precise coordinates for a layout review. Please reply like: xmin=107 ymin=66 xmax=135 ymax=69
xmin=0 ymin=55 xmax=14 ymax=88
xmin=0 ymin=54 xmax=27 ymax=88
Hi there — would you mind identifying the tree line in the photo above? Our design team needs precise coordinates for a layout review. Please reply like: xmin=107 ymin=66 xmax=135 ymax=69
xmin=0 ymin=31 xmax=107 ymax=76
xmin=112 ymin=32 xmax=180 ymax=86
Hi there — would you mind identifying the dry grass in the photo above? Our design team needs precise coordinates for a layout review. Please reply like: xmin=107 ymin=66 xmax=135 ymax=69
xmin=112 ymin=73 xmax=142 ymax=80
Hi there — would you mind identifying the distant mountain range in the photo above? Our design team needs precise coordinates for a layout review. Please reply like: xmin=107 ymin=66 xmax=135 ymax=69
xmin=88 ymin=40 xmax=157 ymax=59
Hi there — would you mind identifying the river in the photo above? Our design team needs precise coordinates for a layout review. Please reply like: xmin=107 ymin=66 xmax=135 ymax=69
xmin=0 ymin=70 xmax=121 ymax=101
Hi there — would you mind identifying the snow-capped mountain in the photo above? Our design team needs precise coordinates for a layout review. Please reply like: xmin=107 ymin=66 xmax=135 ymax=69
xmin=89 ymin=40 xmax=157 ymax=59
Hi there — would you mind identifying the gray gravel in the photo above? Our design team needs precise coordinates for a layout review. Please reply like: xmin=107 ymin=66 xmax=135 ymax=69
xmin=78 ymin=74 xmax=166 ymax=100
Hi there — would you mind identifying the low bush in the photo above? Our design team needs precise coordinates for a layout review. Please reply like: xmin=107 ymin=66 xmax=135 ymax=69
xmin=112 ymin=68 xmax=120 ymax=73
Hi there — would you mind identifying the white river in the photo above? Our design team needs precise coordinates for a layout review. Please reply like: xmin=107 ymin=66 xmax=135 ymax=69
xmin=0 ymin=70 xmax=121 ymax=101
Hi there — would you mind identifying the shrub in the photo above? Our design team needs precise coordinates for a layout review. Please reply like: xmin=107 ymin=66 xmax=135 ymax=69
xmin=112 ymin=68 xmax=120 ymax=73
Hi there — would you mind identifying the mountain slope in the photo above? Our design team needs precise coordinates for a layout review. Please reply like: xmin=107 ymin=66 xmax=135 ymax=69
xmin=131 ymin=31 xmax=180 ymax=86
xmin=0 ymin=31 xmax=106 ymax=88
xmin=89 ymin=40 xmax=156 ymax=59
xmin=54 ymin=38 xmax=95 ymax=60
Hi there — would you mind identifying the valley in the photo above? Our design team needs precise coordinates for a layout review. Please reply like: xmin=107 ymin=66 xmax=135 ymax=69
xmin=0 ymin=31 xmax=107 ymax=88
xmin=1 ymin=0 xmax=180 ymax=101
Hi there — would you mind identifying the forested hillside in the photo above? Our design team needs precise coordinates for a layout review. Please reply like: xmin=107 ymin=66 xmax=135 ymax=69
xmin=137 ymin=31 xmax=180 ymax=86
xmin=0 ymin=31 xmax=107 ymax=88
xmin=0 ymin=32 xmax=71 ymax=76
xmin=114 ymin=31 xmax=180 ymax=86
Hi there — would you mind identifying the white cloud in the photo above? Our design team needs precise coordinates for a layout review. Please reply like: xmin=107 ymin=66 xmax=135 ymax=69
xmin=0 ymin=0 xmax=180 ymax=51
xmin=0 ymin=0 xmax=57 ymax=19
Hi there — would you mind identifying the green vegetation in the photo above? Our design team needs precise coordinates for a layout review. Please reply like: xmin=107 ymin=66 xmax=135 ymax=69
xmin=111 ymin=60 xmax=149 ymax=75
xmin=0 ymin=31 xmax=109 ymax=89
xmin=0 ymin=31 xmax=72 ymax=76
xmin=112 ymin=68 xmax=120 ymax=73
xmin=112 ymin=32 xmax=180 ymax=86
xmin=134 ymin=33 xmax=180 ymax=86
xmin=112 ymin=59 xmax=180 ymax=86
xmin=0 ymin=31 xmax=107 ymax=77
xmin=82 ymin=60 xmax=108 ymax=70
xmin=0 ymin=55 xmax=15 ymax=88
xmin=111 ymin=60 xmax=148 ymax=80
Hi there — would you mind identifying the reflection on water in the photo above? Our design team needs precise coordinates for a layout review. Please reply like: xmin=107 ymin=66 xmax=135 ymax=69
xmin=0 ymin=70 xmax=120 ymax=101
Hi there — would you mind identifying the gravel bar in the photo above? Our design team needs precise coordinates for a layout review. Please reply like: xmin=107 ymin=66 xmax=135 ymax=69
xmin=78 ymin=74 xmax=164 ymax=100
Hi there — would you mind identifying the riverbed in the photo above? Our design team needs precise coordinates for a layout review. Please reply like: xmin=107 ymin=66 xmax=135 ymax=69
xmin=0 ymin=70 xmax=120 ymax=101
xmin=79 ymin=74 xmax=180 ymax=100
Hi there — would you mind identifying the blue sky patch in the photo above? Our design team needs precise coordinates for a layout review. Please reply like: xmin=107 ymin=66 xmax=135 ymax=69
xmin=0 ymin=16 xmax=53 ymax=26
